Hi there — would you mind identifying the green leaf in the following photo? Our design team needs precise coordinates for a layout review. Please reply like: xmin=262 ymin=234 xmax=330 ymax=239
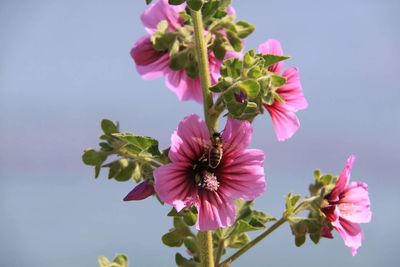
xmin=98 ymin=256 xmax=111 ymax=267
xmin=235 ymin=219 xmax=264 ymax=233
xmin=175 ymin=253 xmax=199 ymax=267
xmin=235 ymin=20 xmax=255 ymax=39
xmin=220 ymin=58 xmax=242 ymax=79
xmin=82 ymin=149 xmax=105 ymax=166
xmin=145 ymin=0 xmax=153 ymax=4
xmin=114 ymin=160 xmax=134 ymax=182
xmin=169 ymin=50 xmax=189 ymax=70
xmin=101 ymin=119 xmax=118 ymax=135
xmin=270 ymin=74 xmax=287 ymax=88
xmin=113 ymin=134 xmax=161 ymax=156
xmin=113 ymin=254 xmax=128 ymax=267
xmin=162 ymin=230 xmax=183 ymax=247
xmin=228 ymin=233 xmax=250 ymax=249
xmin=236 ymin=79 xmax=260 ymax=98
xmin=212 ymin=37 xmax=228 ymax=60
xmin=168 ymin=0 xmax=185 ymax=4
xmin=183 ymin=236 xmax=198 ymax=254
xmin=310 ymin=232 xmax=321 ymax=244
xmin=262 ymin=54 xmax=290 ymax=68
xmin=187 ymin=0 xmax=203 ymax=11
xmin=295 ymin=235 xmax=306 ymax=247
xmin=226 ymin=99 xmax=246 ymax=117
xmin=226 ymin=31 xmax=242 ymax=52
xmin=95 ymin=165 xmax=101 ymax=178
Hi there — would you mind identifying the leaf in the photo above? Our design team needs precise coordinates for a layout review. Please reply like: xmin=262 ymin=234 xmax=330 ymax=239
xmin=212 ymin=37 xmax=228 ymax=60
xmin=145 ymin=0 xmax=153 ymax=4
xmin=226 ymin=31 xmax=242 ymax=52
xmin=235 ymin=20 xmax=255 ymax=39
xmin=113 ymin=134 xmax=161 ymax=156
xmin=169 ymin=50 xmax=189 ymax=70
xmin=220 ymin=58 xmax=242 ymax=79
xmin=101 ymin=119 xmax=118 ymax=134
xmin=269 ymin=74 xmax=287 ymax=88
xmin=228 ymin=233 xmax=250 ymax=248
xmin=235 ymin=219 xmax=264 ymax=233
xmin=175 ymin=253 xmax=199 ymax=267
xmin=236 ymin=79 xmax=260 ymax=98
xmin=98 ymin=256 xmax=111 ymax=267
xmin=183 ymin=236 xmax=198 ymax=254
xmin=262 ymin=54 xmax=290 ymax=68
xmin=162 ymin=230 xmax=184 ymax=247
xmin=169 ymin=0 xmax=185 ymax=4
xmin=295 ymin=235 xmax=306 ymax=247
xmin=113 ymin=254 xmax=128 ymax=267
xmin=82 ymin=149 xmax=105 ymax=166
xmin=187 ymin=0 xmax=203 ymax=11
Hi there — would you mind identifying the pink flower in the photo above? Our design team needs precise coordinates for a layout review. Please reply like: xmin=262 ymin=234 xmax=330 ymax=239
xmin=153 ymin=114 xmax=266 ymax=230
xmin=322 ymin=155 xmax=372 ymax=256
xmin=131 ymin=0 xmax=237 ymax=103
xmin=124 ymin=181 xmax=155 ymax=201
xmin=258 ymin=39 xmax=308 ymax=141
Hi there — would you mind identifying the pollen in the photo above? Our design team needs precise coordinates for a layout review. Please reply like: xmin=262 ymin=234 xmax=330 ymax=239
xmin=201 ymin=171 xmax=220 ymax=192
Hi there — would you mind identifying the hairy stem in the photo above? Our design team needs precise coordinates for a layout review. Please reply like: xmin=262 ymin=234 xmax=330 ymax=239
xmin=198 ymin=231 xmax=215 ymax=267
xmin=191 ymin=9 xmax=216 ymax=133
xmin=218 ymin=217 xmax=287 ymax=267
xmin=191 ymin=8 xmax=216 ymax=267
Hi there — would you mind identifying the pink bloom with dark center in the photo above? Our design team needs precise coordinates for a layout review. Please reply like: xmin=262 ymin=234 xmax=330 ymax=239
xmin=154 ymin=114 xmax=266 ymax=230
xmin=322 ymin=155 xmax=372 ymax=256
xmin=124 ymin=181 xmax=155 ymax=201
xmin=258 ymin=39 xmax=308 ymax=141
xmin=131 ymin=0 xmax=237 ymax=103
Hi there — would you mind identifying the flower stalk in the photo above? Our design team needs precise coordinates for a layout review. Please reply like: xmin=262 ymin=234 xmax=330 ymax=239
xmin=190 ymin=8 xmax=217 ymax=267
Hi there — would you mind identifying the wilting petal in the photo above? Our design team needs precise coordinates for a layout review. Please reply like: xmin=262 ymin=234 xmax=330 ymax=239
xmin=141 ymin=0 xmax=185 ymax=33
xmin=165 ymin=70 xmax=203 ymax=103
xmin=196 ymin=190 xmax=235 ymax=230
xmin=339 ymin=182 xmax=372 ymax=223
xmin=265 ymin=103 xmax=300 ymax=142
xmin=258 ymin=39 xmax=284 ymax=73
xmin=333 ymin=217 xmax=364 ymax=256
xmin=329 ymin=155 xmax=356 ymax=201
xmin=218 ymin=149 xmax=265 ymax=200
xmin=154 ymin=163 xmax=197 ymax=212
xmin=169 ymin=114 xmax=209 ymax=163
xmin=130 ymin=36 xmax=170 ymax=80
xmin=222 ymin=117 xmax=253 ymax=156
xmin=279 ymin=67 xmax=308 ymax=111
xmin=123 ymin=181 xmax=155 ymax=201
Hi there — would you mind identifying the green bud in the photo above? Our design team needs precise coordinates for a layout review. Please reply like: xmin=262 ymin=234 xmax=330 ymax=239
xmin=235 ymin=20 xmax=256 ymax=38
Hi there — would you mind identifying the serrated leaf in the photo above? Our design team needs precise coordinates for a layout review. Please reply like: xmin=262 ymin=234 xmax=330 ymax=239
xmin=169 ymin=0 xmax=185 ymax=4
xmin=101 ymin=119 xmax=118 ymax=135
xmin=187 ymin=0 xmax=203 ymax=11
xmin=113 ymin=134 xmax=161 ymax=156
xmin=235 ymin=20 xmax=255 ymax=39
xmin=82 ymin=149 xmax=105 ymax=166
xmin=262 ymin=54 xmax=290 ymax=68
xmin=236 ymin=79 xmax=260 ymax=98
xmin=228 ymin=233 xmax=250 ymax=249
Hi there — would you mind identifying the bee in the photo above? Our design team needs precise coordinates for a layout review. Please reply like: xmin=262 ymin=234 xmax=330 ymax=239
xmin=208 ymin=132 xmax=223 ymax=169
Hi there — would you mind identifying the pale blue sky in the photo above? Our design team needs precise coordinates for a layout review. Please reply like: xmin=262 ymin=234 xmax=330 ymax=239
xmin=1 ymin=0 xmax=399 ymax=266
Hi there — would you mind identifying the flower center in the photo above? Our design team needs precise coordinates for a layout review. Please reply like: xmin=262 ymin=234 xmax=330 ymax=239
xmin=192 ymin=157 xmax=220 ymax=192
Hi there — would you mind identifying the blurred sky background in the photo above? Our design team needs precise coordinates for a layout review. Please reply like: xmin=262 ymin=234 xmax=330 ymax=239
xmin=1 ymin=0 xmax=399 ymax=266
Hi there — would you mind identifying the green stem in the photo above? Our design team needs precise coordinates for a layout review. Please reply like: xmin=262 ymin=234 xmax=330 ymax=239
xmin=218 ymin=217 xmax=287 ymax=267
xmin=191 ymin=9 xmax=217 ymax=133
xmin=198 ymin=231 xmax=215 ymax=267
xmin=191 ymin=8 xmax=217 ymax=267
xmin=214 ymin=238 xmax=225 ymax=265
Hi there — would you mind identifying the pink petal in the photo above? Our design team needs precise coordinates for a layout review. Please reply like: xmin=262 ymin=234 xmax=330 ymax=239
xmin=169 ymin=114 xmax=210 ymax=163
xmin=322 ymin=204 xmax=339 ymax=223
xmin=332 ymin=217 xmax=364 ymax=256
xmin=279 ymin=67 xmax=308 ymax=111
xmin=222 ymin=117 xmax=253 ymax=157
xmin=218 ymin=149 xmax=266 ymax=200
xmin=153 ymin=162 xmax=197 ymax=212
xmin=165 ymin=70 xmax=203 ymax=103
xmin=258 ymin=39 xmax=284 ymax=73
xmin=130 ymin=35 xmax=170 ymax=80
xmin=123 ymin=181 xmax=155 ymax=201
xmin=140 ymin=0 xmax=185 ymax=33
xmin=321 ymin=226 xmax=334 ymax=239
xmin=329 ymin=155 xmax=356 ymax=202
xmin=195 ymin=190 xmax=235 ymax=230
xmin=264 ymin=103 xmax=300 ymax=142
xmin=339 ymin=181 xmax=372 ymax=223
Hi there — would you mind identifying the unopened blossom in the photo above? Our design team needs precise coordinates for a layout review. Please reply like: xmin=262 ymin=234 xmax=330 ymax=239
xmin=124 ymin=181 xmax=155 ymax=201
xmin=131 ymin=0 xmax=238 ymax=103
xmin=322 ymin=155 xmax=372 ymax=255
xmin=154 ymin=114 xmax=266 ymax=230
xmin=258 ymin=39 xmax=308 ymax=141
